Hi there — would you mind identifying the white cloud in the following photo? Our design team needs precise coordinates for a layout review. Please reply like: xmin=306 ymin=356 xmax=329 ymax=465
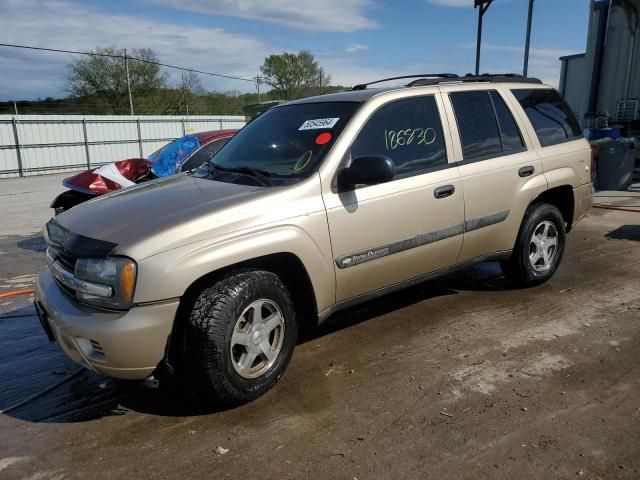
xmin=0 ymin=0 xmax=278 ymax=100
xmin=1 ymin=0 xmax=498 ymax=101
xmin=142 ymin=0 xmax=377 ymax=32
xmin=320 ymin=57 xmax=459 ymax=87
xmin=460 ymin=42 xmax=582 ymax=87
xmin=425 ymin=0 xmax=474 ymax=7
xmin=344 ymin=43 xmax=368 ymax=54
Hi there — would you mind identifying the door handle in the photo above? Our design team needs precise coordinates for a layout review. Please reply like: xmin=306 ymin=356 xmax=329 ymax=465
xmin=519 ymin=166 xmax=535 ymax=177
xmin=434 ymin=184 xmax=455 ymax=199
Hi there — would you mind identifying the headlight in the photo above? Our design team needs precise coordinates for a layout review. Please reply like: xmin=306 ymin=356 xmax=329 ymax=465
xmin=75 ymin=257 xmax=137 ymax=309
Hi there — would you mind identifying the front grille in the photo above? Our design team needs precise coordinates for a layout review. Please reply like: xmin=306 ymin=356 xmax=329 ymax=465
xmin=89 ymin=339 xmax=104 ymax=355
xmin=46 ymin=247 xmax=76 ymax=297
xmin=57 ymin=251 xmax=77 ymax=272
xmin=48 ymin=246 xmax=77 ymax=271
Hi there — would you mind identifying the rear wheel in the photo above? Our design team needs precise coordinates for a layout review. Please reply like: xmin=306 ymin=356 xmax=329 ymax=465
xmin=500 ymin=202 xmax=566 ymax=287
xmin=183 ymin=270 xmax=297 ymax=406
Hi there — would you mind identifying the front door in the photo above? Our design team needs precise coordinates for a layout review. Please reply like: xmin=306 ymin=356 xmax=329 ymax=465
xmin=322 ymin=93 xmax=465 ymax=303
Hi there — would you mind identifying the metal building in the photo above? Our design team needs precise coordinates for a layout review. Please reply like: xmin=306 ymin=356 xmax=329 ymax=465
xmin=559 ymin=0 xmax=640 ymax=126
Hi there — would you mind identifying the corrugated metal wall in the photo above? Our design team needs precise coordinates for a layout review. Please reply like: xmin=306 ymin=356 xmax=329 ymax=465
xmin=559 ymin=0 xmax=640 ymax=125
xmin=597 ymin=4 xmax=640 ymax=118
xmin=560 ymin=54 xmax=588 ymax=119
xmin=0 ymin=115 xmax=245 ymax=178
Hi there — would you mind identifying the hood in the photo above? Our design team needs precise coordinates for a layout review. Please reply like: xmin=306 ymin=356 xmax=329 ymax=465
xmin=55 ymin=174 xmax=277 ymax=259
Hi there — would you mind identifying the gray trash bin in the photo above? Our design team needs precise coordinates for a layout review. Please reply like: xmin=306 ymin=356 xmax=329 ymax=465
xmin=596 ymin=141 xmax=635 ymax=190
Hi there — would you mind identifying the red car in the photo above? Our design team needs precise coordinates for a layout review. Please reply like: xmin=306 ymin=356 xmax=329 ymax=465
xmin=51 ymin=129 xmax=237 ymax=214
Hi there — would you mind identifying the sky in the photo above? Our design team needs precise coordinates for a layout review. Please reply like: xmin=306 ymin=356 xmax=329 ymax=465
xmin=0 ymin=0 xmax=591 ymax=101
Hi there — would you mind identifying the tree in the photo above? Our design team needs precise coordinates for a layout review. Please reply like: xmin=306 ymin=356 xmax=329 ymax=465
xmin=161 ymin=71 xmax=207 ymax=115
xmin=260 ymin=51 xmax=330 ymax=100
xmin=65 ymin=46 xmax=167 ymax=114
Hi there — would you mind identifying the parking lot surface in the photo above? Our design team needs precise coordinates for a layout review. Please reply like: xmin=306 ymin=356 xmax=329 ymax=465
xmin=1 ymin=175 xmax=639 ymax=479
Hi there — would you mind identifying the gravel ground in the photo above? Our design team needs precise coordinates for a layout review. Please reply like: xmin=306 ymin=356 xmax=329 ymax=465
xmin=0 ymin=176 xmax=639 ymax=480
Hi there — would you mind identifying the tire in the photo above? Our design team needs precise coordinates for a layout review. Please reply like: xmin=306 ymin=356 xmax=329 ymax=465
xmin=500 ymin=202 xmax=566 ymax=288
xmin=183 ymin=270 xmax=298 ymax=406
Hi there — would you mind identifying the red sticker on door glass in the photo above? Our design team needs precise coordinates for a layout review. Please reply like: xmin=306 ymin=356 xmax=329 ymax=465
xmin=315 ymin=132 xmax=332 ymax=145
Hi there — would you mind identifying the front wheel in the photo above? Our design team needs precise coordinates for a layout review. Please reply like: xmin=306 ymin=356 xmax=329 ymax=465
xmin=500 ymin=202 xmax=566 ymax=288
xmin=183 ymin=270 xmax=298 ymax=406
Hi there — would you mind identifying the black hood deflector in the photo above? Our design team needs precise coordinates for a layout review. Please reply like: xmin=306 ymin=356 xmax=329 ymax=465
xmin=45 ymin=218 xmax=118 ymax=258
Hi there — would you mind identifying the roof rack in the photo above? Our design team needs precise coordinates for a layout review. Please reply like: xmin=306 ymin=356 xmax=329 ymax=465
xmin=408 ymin=73 xmax=543 ymax=87
xmin=352 ymin=74 xmax=459 ymax=91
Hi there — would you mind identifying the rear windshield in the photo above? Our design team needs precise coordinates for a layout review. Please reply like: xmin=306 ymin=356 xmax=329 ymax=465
xmin=210 ymin=102 xmax=359 ymax=179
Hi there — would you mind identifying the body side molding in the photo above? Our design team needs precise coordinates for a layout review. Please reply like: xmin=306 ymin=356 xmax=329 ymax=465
xmin=335 ymin=210 xmax=510 ymax=269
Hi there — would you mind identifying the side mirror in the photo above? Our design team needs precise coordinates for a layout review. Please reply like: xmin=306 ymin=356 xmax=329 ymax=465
xmin=338 ymin=155 xmax=395 ymax=187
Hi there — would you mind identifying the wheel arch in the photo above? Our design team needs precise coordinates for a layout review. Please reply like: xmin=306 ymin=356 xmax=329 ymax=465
xmin=177 ymin=251 xmax=318 ymax=327
xmin=50 ymin=190 xmax=94 ymax=211
xmin=529 ymin=185 xmax=575 ymax=232
xmin=163 ymin=252 xmax=319 ymax=376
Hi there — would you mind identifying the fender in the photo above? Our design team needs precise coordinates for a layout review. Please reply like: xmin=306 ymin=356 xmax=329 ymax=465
xmin=134 ymin=218 xmax=335 ymax=313
xmin=497 ymin=172 xmax=548 ymax=251
xmin=544 ymin=166 xmax=581 ymax=190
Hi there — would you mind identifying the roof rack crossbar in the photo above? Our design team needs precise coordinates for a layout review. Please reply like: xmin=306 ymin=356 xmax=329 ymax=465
xmin=352 ymin=73 xmax=459 ymax=91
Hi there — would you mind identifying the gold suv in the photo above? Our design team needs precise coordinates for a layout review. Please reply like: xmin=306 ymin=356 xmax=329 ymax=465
xmin=35 ymin=74 xmax=593 ymax=405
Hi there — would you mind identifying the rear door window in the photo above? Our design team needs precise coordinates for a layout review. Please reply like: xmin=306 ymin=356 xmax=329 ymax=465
xmin=450 ymin=90 xmax=525 ymax=162
xmin=512 ymin=89 xmax=582 ymax=147
xmin=350 ymin=95 xmax=447 ymax=178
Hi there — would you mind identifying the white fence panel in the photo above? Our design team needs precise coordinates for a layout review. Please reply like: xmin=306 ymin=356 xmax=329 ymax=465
xmin=0 ymin=115 xmax=245 ymax=178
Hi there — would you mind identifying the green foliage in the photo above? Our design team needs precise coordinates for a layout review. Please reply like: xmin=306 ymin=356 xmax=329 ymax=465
xmin=0 ymin=91 xmax=273 ymax=116
xmin=0 ymin=47 xmax=345 ymax=116
xmin=260 ymin=51 xmax=330 ymax=100
xmin=66 ymin=46 xmax=167 ymax=114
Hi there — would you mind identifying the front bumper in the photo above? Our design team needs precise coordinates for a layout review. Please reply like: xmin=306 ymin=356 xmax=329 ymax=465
xmin=35 ymin=267 xmax=178 ymax=380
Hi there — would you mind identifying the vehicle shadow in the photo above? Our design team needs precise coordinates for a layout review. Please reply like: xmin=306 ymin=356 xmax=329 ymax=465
xmin=16 ymin=234 xmax=47 ymax=252
xmin=300 ymin=261 xmax=507 ymax=344
xmin=1 ymin=262 xmax=508 ymax=424
xmin=605 ymin=225 xmax=640 ymax=242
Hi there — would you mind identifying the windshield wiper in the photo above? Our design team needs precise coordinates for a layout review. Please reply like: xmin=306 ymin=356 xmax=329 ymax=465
xmin=209 ymin=164 xmax=274 ymax=187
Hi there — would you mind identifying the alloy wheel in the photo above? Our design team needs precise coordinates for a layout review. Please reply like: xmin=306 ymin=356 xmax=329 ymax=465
xmin=230 ymin=299 xmax=285 ymax=379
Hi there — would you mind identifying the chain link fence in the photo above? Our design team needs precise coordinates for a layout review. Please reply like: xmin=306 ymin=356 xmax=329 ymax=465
xmin=0 ymin=115 xmax=246 ymax=178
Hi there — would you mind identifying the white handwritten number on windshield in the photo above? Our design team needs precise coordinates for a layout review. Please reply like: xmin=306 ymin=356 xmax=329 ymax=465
xmin=384 ymin=128 xmax=436 ymax=150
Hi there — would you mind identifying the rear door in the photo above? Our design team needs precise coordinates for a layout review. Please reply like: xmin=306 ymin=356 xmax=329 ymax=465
xmin=322 ymin=93 xmax=465 ymax=302
xmin=440 ymin=85 xmax=546 ymax=262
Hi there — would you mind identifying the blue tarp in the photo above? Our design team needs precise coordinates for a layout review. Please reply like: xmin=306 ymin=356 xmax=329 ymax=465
xmin=148 ymin=135 xmax=201 ymax=177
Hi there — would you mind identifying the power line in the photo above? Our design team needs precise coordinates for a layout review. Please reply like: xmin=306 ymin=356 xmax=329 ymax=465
xmin=0 ymin=42 xmax=257 ymax=83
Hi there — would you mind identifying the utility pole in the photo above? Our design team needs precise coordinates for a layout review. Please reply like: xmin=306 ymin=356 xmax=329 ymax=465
xmin=474 ymin=0 xmax=494 ymax=76
xmin=523 ymin=0 xmax=535 ymax=77
xmin=256 ymin=75 xmax=262 ymax=103
xmin=13 ymin=100 xmax=18 ymax=115
xmin=124 ymin=48 xmax=134 ymax=115
xmin=319 ymin=71 xmax=322 ymax=95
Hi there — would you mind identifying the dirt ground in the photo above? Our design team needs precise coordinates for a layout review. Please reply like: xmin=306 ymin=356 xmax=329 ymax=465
xmin=0 ymin=176 xmax=639 ymax=480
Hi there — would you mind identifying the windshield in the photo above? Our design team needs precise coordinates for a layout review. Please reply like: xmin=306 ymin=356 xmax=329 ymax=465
xmin=147 ymin=135 xmax=201 ymax=177
xmin=209 ymin=102 xmax=359 ymax=182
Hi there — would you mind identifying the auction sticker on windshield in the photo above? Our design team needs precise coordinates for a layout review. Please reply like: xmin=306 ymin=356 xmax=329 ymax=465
xmin=299 ymin=118 xmax=340 ymax=130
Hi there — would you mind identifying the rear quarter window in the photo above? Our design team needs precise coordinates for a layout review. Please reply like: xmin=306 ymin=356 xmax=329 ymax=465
xmin=512 ymin=89 xmax=582 ymax=147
